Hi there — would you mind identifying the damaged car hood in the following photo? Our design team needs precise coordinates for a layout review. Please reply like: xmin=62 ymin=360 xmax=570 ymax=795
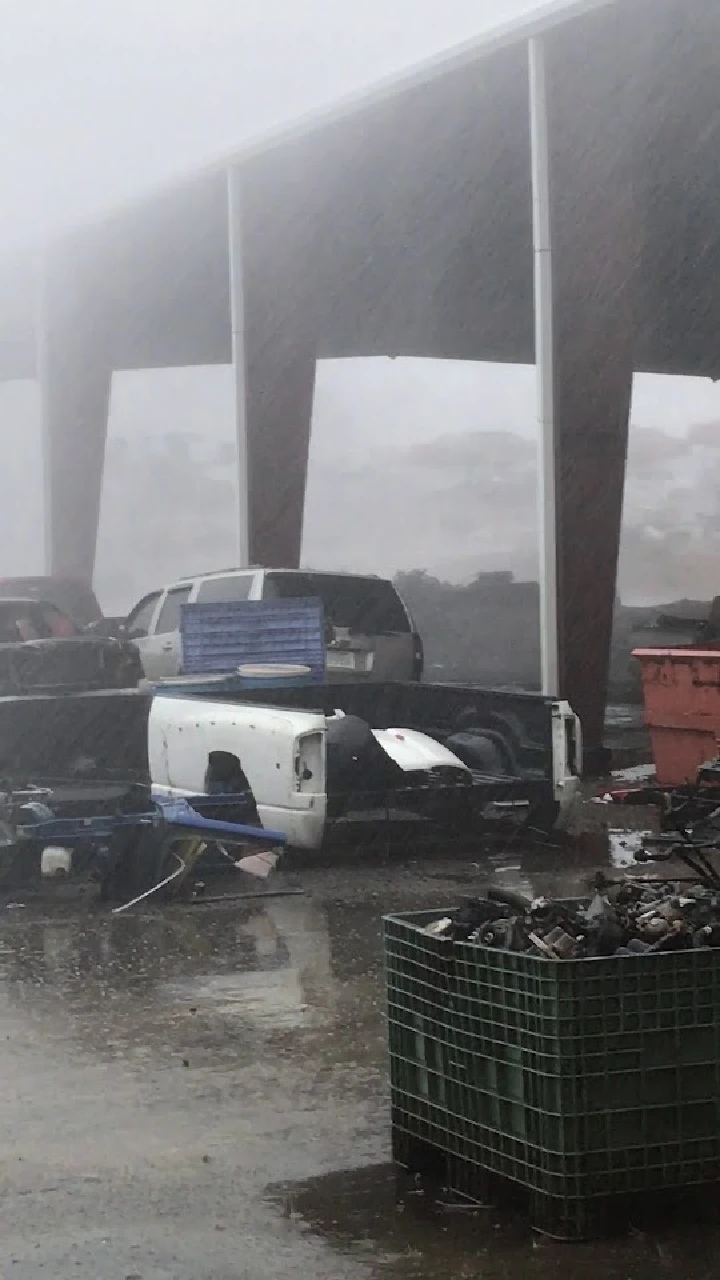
xmin=0 ymin=636 xmax=141 ymax=695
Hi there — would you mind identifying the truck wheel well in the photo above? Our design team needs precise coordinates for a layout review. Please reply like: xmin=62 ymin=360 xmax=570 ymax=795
xmin=205 ymin=750 xmax=249 ymax=793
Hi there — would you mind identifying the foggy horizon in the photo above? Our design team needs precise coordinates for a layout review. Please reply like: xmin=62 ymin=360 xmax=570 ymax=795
xmin=3 ymin=356 xmax=720 ymax=613
xmin=1 ymin=0 xmax=719 ymax=613
xmin=2 ymin=0 xmax=533 ymax=250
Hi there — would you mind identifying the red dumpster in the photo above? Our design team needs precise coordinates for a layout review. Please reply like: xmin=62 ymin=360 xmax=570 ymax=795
xmin=633 ymin=647 xmax=720 ymax=786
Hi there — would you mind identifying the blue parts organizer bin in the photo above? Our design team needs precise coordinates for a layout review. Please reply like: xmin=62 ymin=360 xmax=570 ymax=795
xmin=180 ymin=598 xmax=326 ymax=682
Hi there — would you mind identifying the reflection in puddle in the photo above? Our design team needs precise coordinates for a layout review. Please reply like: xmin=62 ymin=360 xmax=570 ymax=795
xmin=611 ymin=764 xmax=656 ymax=784
xmin=0 ymin=897 xmax=342 ymax=1062
xmin=269 ymin=1163 xmax=508 ymax=1278
xmin=162 ymin=971 xmax=311 ymax=1030
xmin=159 ymin=899 xmax=337 ymax=1030
xmin=270 ymin=1163 xmax=719 ymax=1280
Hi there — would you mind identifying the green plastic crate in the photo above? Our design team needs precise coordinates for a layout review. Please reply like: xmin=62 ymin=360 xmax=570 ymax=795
xmin=384 ymin=909 xmax=720 ymax=1238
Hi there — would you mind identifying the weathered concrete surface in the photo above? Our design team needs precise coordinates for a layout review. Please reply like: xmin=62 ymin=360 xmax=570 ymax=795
xmin=0 ymin=842 xmax=717 ymax=1277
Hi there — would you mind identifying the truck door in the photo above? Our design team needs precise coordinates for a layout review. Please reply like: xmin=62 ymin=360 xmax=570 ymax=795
xmin=125 ymin=590 xmax=162 ymax=677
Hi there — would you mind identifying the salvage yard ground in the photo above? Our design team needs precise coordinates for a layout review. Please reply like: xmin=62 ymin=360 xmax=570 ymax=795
xmin=0 ymin=814 xmax=716 ymax=1278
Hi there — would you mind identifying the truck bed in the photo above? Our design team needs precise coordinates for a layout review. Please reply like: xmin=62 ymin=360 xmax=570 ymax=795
xmin=160 ymin=679 xmax=556 ymax=783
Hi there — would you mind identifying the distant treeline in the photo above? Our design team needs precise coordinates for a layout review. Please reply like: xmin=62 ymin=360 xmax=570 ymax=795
xmin=394 ymin=570 xmax=679 ymax=699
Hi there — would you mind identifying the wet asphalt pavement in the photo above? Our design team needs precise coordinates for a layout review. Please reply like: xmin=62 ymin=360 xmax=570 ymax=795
xmin=1 ymin=827 xmax=718 ymax=1278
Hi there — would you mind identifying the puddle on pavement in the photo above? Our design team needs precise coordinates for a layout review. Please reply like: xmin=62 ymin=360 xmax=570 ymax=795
xmin=159 ymin=900 xmax=338 ymax=1031
xmin=162 ymin=970 xmax=311 ymax=1030
xmin=0 ymin=822 xmax=672 ymax=1077
xmin=0 ymin=898 xmax=351 ymax=1064
xmin=0 ymin=834 xmax=713 ymax=1278
xmin=269 ymin=1162 xmax=719 ymax=1280
xmin=0 ymin=822 xmax=660 ymax=1019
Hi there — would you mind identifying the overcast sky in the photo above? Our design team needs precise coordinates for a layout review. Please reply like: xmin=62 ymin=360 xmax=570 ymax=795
xmin=0 ymin=0 xmax=536 ymax=248
xmin=1 ymin=0 xmax=720 ymax=597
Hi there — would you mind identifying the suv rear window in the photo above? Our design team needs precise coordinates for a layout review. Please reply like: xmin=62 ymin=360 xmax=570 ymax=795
xmin=264 ymin=573 xmax=410 ymax=634
xmin=197 ymin=574 xmax=253 ymax=603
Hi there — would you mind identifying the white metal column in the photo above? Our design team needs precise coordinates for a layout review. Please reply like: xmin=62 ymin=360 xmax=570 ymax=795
xmin=529 ymin=36 xmax=559 ymax=696
xmin=36 ymin=249 xmax=112 ymax=583
xmin=227 ymin=163 xmax=250 ymax=567
xmin=36 ymin=250 xmax=53 ymax=575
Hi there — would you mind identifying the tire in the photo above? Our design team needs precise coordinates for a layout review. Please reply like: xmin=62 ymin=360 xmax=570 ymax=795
xmin=527 ymin=798 xmax=560 ymax=836
xmin=445 ymin=732 xmax=507 ymax=776
xmin=105 ymin=825 xmax=169 ymax=901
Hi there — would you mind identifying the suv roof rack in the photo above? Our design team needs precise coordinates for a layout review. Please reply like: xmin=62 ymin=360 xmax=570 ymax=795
xmin=176 ymin=566 xmax=382 ymax=583
xmin=177 ymin=565 xmax=263 ymax=582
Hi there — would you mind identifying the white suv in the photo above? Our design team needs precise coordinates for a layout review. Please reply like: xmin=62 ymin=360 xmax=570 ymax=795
xmin=124 ymin=568 xmax=424 ymax=683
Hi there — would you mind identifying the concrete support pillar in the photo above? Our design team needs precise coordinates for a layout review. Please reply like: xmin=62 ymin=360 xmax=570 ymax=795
xmin=38 ymin=251 xmax=112 ymax=585
xmin=530 ymin=13 xmax=639 ymax=760
xmin=227 ymin=163 xmax=317 ymax=569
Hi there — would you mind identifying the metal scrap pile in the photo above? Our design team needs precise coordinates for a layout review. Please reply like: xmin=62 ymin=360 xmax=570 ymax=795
xmin=425 ymin=883 xmax=720 ymax=959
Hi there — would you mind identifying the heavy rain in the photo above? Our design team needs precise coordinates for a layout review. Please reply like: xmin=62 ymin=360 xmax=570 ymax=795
xmin=0 ymin=0 xmax=719 ymax=1276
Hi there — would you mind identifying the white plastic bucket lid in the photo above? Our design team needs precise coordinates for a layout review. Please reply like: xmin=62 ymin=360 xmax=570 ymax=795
xmin=237 ymin=663 xmax=311 ymax=679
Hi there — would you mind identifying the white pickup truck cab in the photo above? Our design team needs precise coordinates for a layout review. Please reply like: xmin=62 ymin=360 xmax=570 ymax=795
xmin=149 ymin=680 xmax=581 ymax=850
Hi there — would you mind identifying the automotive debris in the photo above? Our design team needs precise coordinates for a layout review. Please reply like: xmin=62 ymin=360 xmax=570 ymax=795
xmin=424 ymin=880 xmax=720 ymax=958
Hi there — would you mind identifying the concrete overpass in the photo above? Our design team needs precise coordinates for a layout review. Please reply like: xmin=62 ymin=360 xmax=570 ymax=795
xmin=0 ymin=0 xmax=717 ymax=751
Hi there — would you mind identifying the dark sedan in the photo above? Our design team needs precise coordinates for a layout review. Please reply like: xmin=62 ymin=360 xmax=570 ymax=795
xmin=0 ymin=598 xmax=142 ymax=693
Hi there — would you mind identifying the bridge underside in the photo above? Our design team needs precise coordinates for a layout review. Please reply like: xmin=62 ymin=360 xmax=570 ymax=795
xmin=2 ymin=0 xmax=717 ymax=754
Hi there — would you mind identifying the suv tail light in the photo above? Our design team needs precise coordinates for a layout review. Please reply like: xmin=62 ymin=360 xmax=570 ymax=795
xmin=411 ymin=632 xmax=424 ymax=682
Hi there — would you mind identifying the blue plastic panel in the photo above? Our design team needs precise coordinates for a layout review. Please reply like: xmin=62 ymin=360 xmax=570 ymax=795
xmin=180 ymin=598 xmax=326 ymax=681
